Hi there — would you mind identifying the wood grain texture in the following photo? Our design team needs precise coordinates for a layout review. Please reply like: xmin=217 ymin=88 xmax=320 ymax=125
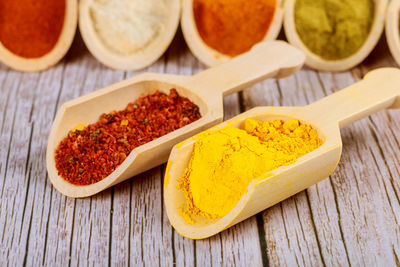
xmin=1 ymin=32 xmax=400 ymax=266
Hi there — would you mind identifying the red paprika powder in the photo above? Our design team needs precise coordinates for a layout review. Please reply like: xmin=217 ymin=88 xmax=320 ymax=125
xmin=0 ymin=0 xmax=65 ymax=58
xmin=55 ymin=89 xmax=201 ymax=185
xmin=193 ymin=0 xmax=276 ymax=57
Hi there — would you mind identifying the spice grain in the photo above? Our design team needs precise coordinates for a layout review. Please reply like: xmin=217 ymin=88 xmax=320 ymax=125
xmin=55 ymin=89 xmax=201 ymax=185
xmin=0 ymin=0 xmax=65 ymax=58
xmin=294 ymin=0 xmax=374 ymax=60
xmin=193 ymin=0 xmax=276 ymax=56
xmin=178 ymin=118 xmax=322 ymax=222
xmin=89 ymin=0 xmax=170 ymax=55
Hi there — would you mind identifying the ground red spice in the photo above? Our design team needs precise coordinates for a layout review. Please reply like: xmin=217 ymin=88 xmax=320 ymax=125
xmin=194 ymin=0 xmax=276 ymax=57
xmin=0 ymin=0 xmax=65 ymax=58
xmin=55 ymin=89 xmax=201 ymax=185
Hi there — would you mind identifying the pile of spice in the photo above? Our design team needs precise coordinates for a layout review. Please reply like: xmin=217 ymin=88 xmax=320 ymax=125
xmin=55 ymin=89 xmax=201 ymax=185
xmin=0 ymin=0 xmax=65 ymax=58
xmin=193 ymin=0 xmax=276 ymax=57
xmin=294 ymin=0 xmax=374 ymax=60
xmin=89 ymin=0 xmax=170 ymax=55
xmin=178 ymin=118 xmax=323 ymax=223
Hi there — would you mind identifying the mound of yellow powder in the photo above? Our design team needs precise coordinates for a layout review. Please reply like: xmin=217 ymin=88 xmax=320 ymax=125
xmin=178 ymin=118 xmax=322 ymax=223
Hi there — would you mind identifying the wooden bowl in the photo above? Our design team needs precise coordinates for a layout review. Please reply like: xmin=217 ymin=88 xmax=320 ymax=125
xmin=0 ymin=0 xmax=78 ymax=72
xmin=386 ymin=0 xmax=400 ymax=66
xmin=181 ymin=0 xmax=284 ymax=67
xmin=79 ymin=0 xmax=180 ymax=71
xmin=284 ymin=0 xmax=387 ymax=72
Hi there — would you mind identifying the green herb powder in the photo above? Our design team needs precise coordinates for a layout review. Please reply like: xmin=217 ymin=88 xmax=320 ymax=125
xmin=294 ymin=0 xmax=374 ymax=60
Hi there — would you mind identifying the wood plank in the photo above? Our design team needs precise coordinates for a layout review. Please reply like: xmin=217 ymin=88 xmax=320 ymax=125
xmin=368 ymin=112 xmax=400 ymax=264
xmin=297 ymin=70 xmax=350 ymax=267
xmin=0 ymin=70 xmax=22 ymax=213
xmin=0 ymin=63 xmax=10 ymax=265
xmin=43 ymin=39 xmax=94 ymax=266
xmin=128 ymin=167 xmax=173 ymax=266
xmin=23 ymin=64 xmax=67 ymax=266
xmin=319 ymin=69 xmax=400 ymax=266
xmin=0 ymin=70 xmax=41 ymax=266
xmin=0 ymin=63 xmax=10 ymax=125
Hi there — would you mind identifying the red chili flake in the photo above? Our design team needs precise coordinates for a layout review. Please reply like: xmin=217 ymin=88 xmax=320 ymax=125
xmin=55 ymin=89 xmax=201 ymax=185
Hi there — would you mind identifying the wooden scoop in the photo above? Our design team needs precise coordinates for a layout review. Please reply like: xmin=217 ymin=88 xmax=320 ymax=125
xmin=46 ymin=41 xmax=305 ymax=198
xmin=164 ymin=67 xmax=400 ymax=239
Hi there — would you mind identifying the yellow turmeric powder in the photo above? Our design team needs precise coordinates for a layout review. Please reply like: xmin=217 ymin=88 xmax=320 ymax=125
xmin=178 ymin=118 xmax=323 ymax=223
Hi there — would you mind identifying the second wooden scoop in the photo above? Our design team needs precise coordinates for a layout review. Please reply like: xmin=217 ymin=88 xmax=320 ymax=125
xmin=46 ymin=41 xmax=305 ymax=198
xmin=164 ymin=68 xmax=400 ymax=239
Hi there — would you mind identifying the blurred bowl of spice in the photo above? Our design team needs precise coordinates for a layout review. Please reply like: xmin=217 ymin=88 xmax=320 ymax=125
xmin=284 ymin=0 xmax=387 ymax=72
xmin=386 ymin=0 xmax=400 ymax=66
xmin=79 ymin=0 xmax=180 ymax=71
xmin=181 ymin=0 xmax=284 ymax=67
xmin=0 ymin=0 xmax=78 ymax=72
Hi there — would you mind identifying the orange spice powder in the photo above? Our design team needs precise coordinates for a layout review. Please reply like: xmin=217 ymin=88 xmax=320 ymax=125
xmin=193 ymin=0 xmax=276 ymax=57
xmin=0 ymin=0 xmax=65 ymax=58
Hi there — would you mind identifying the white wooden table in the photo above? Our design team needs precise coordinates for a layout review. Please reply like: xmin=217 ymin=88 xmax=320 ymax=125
xmin=1 ymin=32 xmax=400 ymax=266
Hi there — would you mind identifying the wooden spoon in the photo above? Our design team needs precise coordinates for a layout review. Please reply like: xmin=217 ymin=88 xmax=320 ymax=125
xmin=386 ymin=0 xmax=400 ymax=66
xmin=284 ymin=0 xmax=387 ymax=72
xmin=46 ymin=41 xmax=305 ymax=198
xmin=181 ymin=0 xmax=284 ymax=67
xmin=164 ymin=67 xmax=400 ymax=239
xmin=0 ymin=0 xmax=78 ymax=72
xmin=79 ymin=0 xmax=180 ymax=71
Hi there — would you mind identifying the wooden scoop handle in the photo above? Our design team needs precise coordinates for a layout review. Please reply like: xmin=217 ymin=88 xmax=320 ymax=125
xmin=188 ymin=41 xmax=305 ymax=97
xmin=306 ymin=68 xmax=400 ymax=128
